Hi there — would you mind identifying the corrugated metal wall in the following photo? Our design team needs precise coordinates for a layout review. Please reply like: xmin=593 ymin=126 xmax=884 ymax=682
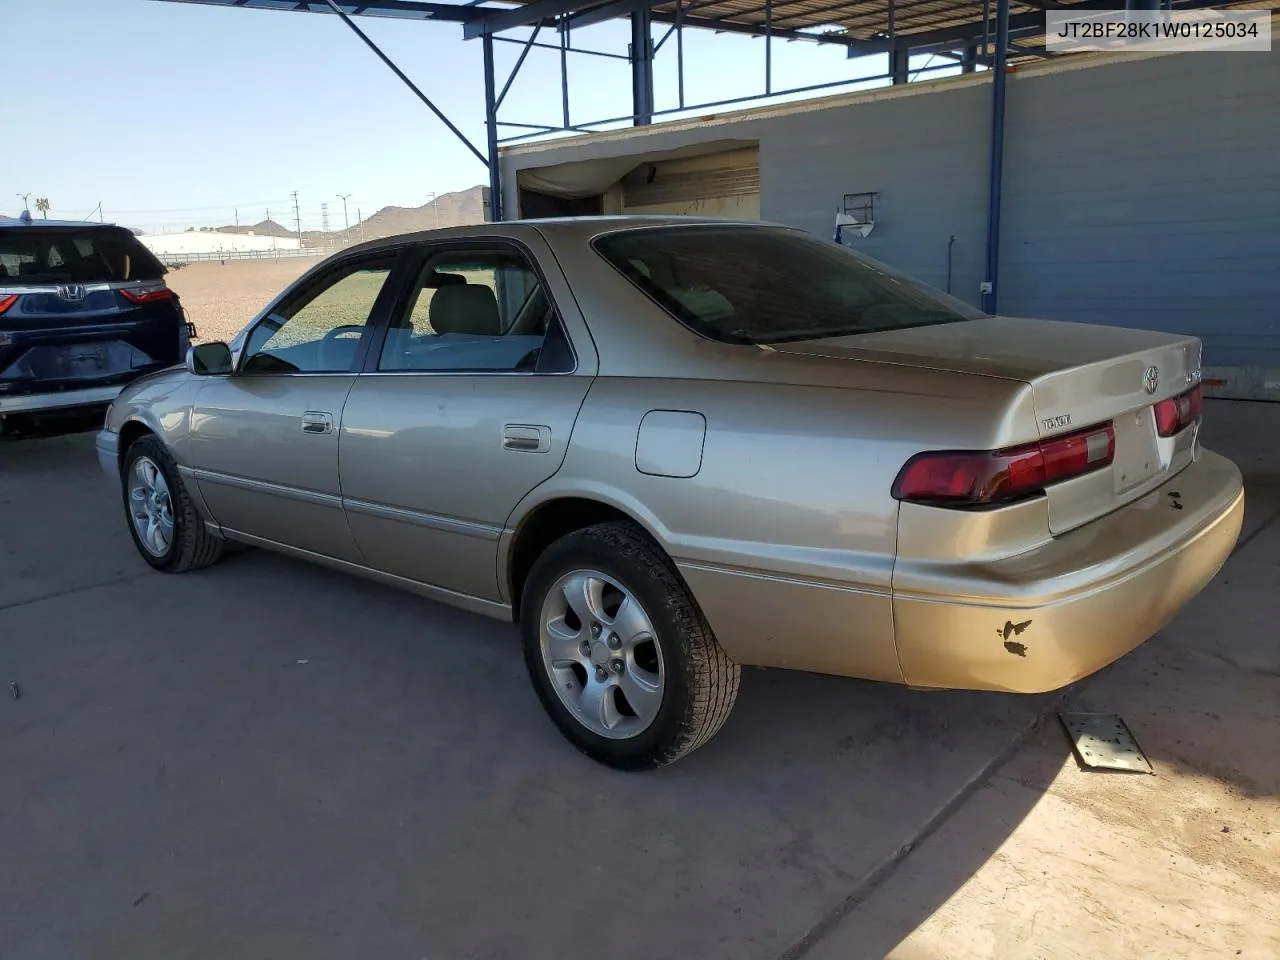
xmin=998 ymin=53 xmax=1280 ymax=373
xmin=502 ymin=49 xmax=1280 ymax=389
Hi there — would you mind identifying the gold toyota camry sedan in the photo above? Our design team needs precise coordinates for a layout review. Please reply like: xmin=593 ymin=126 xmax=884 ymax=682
xmin=97 ymin=217 xmax=1244 ymax=769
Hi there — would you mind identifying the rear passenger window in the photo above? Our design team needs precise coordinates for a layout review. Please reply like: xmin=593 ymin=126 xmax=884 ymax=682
xmin=378 ymin=246 xmax=571 ymax=374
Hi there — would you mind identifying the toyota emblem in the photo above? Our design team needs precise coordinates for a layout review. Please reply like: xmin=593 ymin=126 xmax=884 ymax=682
xmin=1142 ymin=366 xmax=1160 ymax=395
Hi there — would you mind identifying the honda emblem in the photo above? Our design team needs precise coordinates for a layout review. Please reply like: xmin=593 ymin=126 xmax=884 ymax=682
xmin=58 ymin=284 xmax=86 ymax=303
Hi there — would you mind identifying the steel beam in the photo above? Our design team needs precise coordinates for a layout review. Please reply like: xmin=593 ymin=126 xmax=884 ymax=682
xmin=564 ymin=0 xmax=642 ymax=31
xmin=465 ymin=0 xmax=598 ymax=37
xmin=319 ymin=0 xmax=488 ymax=166
xmin=483 ymin=33 xmax=503 ymax=220
xmin=982 ymin=0 xmax=1009 ymax=313
xmin=649 ymin=10 xmax=857 ymax=45
xmin=495 ymin=24 xmax=542 ymax=109
xmin=154 ymin=0 xmax=492 ymax=21
xmin=631 ymin=4 xmax=655 ymax=125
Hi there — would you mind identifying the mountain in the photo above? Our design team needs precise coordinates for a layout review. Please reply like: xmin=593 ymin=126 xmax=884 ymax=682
xmin=210 ymin=218 xmax=296 ymax=239
xmin=332 ymin=186 xmax=489 ymax=244
xmin=160 ymin=186 xmax=491 ymax=247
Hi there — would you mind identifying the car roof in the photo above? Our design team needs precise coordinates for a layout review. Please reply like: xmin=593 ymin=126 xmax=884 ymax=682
xmin=0 ymin=219 xmax=129 ymax=230
xmin=334 ymin=215 xmax=781 ymax=259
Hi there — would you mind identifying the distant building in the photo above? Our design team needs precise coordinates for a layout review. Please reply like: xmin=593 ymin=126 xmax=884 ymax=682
xmin=137 ymin=231 xmax=302 ymax=260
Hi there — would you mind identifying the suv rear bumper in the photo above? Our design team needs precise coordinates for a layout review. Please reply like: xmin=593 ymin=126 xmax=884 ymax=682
xmin=0 ymin=384 xmax=123 ymax=416
xmin=892 ymin=449 xmax=1244 ymax=692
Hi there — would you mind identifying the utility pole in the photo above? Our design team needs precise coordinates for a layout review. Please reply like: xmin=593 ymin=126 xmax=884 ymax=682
xmin=234 ymin=207 xmax=239 ymax=229
xmin=336 ymin=194 xmax=351 ymax=244
xmin=267 ymin=208 xmax=276 ymax=252
xmin=321 ymin=202 xmax=330 ymax=234
xmin=98 ymin=202 xmax=104 ymax=223
xmin=16 ymin=193 xmax=30 ymax=214
xmin=357 ymin=208 xmax=364 ymax=243
xmin=426 ymin=191 xmax=440 ymax=229
xmin=291 ymin=191 xmax=302 ymax=251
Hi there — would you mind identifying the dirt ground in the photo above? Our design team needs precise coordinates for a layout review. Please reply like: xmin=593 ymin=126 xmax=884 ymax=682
xmin=166 ymin=257 xmax=320 ymax=344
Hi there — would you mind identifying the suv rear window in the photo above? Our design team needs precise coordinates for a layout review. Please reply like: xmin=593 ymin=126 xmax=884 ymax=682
xmin=0 ymin=227 xmax=165 ymax=284
xmin=594 ymin=225 xmax=982 ymax=345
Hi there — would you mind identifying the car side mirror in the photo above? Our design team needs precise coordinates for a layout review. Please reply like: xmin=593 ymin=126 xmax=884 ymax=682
xmin=186 ymin=341 xmax=233 ymax=376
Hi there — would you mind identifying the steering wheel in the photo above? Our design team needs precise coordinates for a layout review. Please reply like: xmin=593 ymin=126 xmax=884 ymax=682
xmin=317 ymin=324 xmax=365 ymax=371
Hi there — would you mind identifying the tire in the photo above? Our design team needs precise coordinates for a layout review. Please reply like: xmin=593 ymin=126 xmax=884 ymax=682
xmin=521 ymin=521 xmax=740 ymax=770
xmin=121 ymin=434 xmax=224 ymax=573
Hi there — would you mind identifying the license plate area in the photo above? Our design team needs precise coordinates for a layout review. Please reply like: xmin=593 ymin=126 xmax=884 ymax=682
xmin=2 ymin=340 xmax=150 ymax=382
xmin=63 ymin=342 xmax=111 ymax=377
xmin=1112 ymin=406 xmax=1163 ymax=493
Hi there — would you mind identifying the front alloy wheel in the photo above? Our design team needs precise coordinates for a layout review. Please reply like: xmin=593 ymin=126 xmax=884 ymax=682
xmin=128 ymin=456 xmax=175 ymax=558
xmin=121 ymin=434 xmax=224 ymax=573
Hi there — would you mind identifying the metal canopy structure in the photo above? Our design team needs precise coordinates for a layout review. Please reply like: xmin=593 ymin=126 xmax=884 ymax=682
xmin=154 ymin=0 xmax=1259 ymax=310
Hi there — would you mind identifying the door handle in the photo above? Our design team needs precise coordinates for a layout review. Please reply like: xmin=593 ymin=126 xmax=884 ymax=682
xmin=301 ymin=411 xmax=334 ymax=435
xmin=503 ymin=424 xmax=551 ymax=453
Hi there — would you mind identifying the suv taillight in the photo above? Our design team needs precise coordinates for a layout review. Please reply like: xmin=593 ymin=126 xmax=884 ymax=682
xmin=120 ymin=282 xmax=174 ymax=304
xmin=0 ymin=294 xmax=16 ymax=315
xmin=893 ymin=423 xmax=1116 ymax=507
xmin=1154 ymin=384 xmax=1202 ymax=437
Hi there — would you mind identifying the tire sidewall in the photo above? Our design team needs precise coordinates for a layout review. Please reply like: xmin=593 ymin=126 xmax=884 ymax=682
xmin=121 ymin=437 xmax=182 ymax=571
xmin=520 ymin=527 xmax=698 ymax=768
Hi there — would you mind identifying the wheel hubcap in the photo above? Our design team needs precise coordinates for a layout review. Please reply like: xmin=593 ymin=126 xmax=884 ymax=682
xmin=539 ymin=569 xmax=665 ymax=740
xmin=128 ymin=456 xmax=175 ymax=558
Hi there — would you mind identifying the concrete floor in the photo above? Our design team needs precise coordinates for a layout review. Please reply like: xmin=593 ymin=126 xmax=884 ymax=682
xmin=1 ymin=401 xmax=1277 ymax=960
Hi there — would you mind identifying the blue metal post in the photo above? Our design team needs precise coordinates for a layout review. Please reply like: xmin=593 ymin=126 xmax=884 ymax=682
xmin=561 ymin=19 xmax=571 ymax=128
xmin=631 ymin=4 xmax=654 ymax=125
xmin=961 ymin=43 xmax=977 ymax=72
xmin=981 ymin=0 xmax=1009 ymax=313
xmin=765 ymin=0 xmax=773 ymax=95
xmin=676 ymin=0 xmax=685 ymax=109
xmin=890 ymin=44 xmax=909 ymax=84
xmin=482 ymin=33 xmax=503 ymax=221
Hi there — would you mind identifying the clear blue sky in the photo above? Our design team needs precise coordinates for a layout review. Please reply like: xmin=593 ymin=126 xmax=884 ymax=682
xmin=5 ymin=0 xmax=953 ymax=233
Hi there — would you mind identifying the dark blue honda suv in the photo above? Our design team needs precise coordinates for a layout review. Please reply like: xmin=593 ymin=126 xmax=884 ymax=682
xmin=0 ymin=217 xmax=192 ymax=433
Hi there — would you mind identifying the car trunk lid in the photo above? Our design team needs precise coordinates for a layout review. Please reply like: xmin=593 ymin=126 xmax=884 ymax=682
xmin=772 ymin=316 xmax=1203 ymax=534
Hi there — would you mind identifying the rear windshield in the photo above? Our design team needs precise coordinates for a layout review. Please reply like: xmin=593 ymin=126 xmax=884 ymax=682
xmin=594 ymin=225 xmax=982 ymax=345
xmin=0 ymin=227 xmax=165 ymax=285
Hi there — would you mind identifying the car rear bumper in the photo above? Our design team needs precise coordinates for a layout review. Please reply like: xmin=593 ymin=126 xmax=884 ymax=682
xmin=0 ymin=384 xmax=123 ymax=415
xmin=891 ymin=449 xmax=1244 ymax=693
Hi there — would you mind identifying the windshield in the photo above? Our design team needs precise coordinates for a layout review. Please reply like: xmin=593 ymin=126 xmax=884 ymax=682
xmin=593 ymin=225 xmax=983 ymax=345
xmin=0 ymin=227 xmax=165 ymax=285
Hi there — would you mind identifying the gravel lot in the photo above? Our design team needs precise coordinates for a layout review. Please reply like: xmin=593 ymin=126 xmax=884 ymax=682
xmin=166 ymin=257 xmax=321 ymax=343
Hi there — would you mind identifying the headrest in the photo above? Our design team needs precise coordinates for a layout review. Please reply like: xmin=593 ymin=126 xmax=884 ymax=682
xmin=429 ymin=284 xmax=501 ymax=336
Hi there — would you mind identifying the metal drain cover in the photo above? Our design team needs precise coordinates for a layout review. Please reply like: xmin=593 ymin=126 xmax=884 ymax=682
xmin=1059 ymin=712 xmax=1154 ymax=774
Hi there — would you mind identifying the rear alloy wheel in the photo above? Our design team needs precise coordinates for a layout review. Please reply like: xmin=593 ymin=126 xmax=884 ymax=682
xmin=521 ymin=521 xmax=740 ymax=769
xmin=122 ymin=435 xmax=224 ymax=573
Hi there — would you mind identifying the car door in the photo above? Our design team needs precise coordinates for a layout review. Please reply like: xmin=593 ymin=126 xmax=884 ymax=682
xmin=339 ymin=235 xmax=597 ymax=600
xmin=185 ymin=251 xmax=407 ymax=561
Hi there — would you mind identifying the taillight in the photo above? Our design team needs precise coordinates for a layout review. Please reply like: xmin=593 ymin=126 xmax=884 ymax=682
xmin=893 ymin=422 xmax=1116 ymax=507
xmin=1154 ymin=384 xmax=1202 ymax=437
xmin=120 ymin=283 xmax=175 ymax=304
xmin=0 ymin=294 xmax=17 ymax=315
